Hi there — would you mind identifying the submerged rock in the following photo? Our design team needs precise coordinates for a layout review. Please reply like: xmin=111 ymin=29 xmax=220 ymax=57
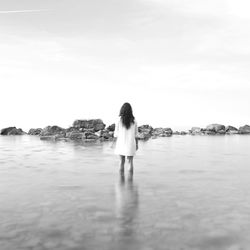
xmin=238 ymin=125 xmax=250 ymax=134
xmin=28 ymin=128 xmax=42 ymax=135
xmin=73 ymin=119 xmax=105 ymax=132
xmin=1 ymin=127 xmax=25 ymax=135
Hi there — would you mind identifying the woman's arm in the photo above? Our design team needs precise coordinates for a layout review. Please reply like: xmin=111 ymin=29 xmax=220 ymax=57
xmin=135 ymin=121 xmax=139 ymax=150
xmin=135 ymin=137 xmax=139 ymax=150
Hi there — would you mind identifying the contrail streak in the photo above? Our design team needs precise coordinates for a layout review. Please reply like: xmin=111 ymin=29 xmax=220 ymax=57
xmin=0 ymin=9 xmax=48 ymax=14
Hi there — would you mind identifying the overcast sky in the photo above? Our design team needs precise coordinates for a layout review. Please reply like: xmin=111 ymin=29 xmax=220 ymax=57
xmin=1 ymin=0 xmax=250 ymax=131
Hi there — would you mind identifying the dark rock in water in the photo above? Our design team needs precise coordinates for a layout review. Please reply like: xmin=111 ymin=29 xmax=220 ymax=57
xmin=173 ymin=131 xmax=180 ymax=135
xmin=73 ymin=119 xmax=105 ymax=132
xmin=85 ymin=132 xmax=99 ymax=140
xmin=107 ymin=123 xmax=115 ymax=132
xmin=190 ymin=127 xmax=204 ymax=135
xmin=40 ymin=136 xmax=56 ymax=140
xmin=217 ymin=130 xmax=226 ymax=135
xmin=206 ymin=124 xmax=225 ymax=133
xmin=1 ymin=127 xmax=16 ymax=135
xmin=173 ymin=131 xmax=187 ymax=135
xmin=95 ymin=130 xmax=112 ymax=140
xmin=40 ymin=126 xmax=66 ymax=137
xmin=238 ymin=125 xmax=250 ymax=134
xmin=1 ymin=127 xmax=25 ymax=135
xmin=137 ymin=132 xmax=151 ymax=140
xmin=205 ymin=130 xmax=216 ymax=135
xmin=138 ymin=125 xmax=153 ymax=140
xmin=28 ymin=128 xmax=42 ymax=135
xmin=66 ymin=131 xmax=84 ymax=140
xmin=152 ymin=127 xmax=172 ymax=137
xmin=66 ymin=127 xmax=80 ymax=133
xmin=139 ymin=125 xmax=153 ymax=133
xmin=225 ymin=126 xmax=238 ymax=134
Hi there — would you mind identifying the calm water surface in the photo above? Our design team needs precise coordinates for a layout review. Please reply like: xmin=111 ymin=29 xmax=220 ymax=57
xmin=1 ymin=135 xmax=250 ymax=250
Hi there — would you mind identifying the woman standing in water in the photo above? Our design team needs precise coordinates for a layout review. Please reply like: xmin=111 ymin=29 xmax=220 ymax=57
xmin=114 ymin=103 xmax=139 ymax=174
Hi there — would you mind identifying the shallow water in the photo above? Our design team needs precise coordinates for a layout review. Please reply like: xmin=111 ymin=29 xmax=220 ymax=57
xmin=1 ymin=135 xmax=250 ymax=250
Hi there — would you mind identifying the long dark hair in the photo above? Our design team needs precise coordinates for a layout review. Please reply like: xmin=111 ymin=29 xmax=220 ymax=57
xmin=119 ymin=102 xmax=135 ymax=129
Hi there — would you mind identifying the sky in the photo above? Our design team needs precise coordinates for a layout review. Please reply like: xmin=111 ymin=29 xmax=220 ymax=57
xmin=0 ymin=0 xmax=250 ymax=131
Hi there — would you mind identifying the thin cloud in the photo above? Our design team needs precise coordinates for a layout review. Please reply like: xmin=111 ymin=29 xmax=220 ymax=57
xmin=0 ymin=9 xmax=48 ymax=14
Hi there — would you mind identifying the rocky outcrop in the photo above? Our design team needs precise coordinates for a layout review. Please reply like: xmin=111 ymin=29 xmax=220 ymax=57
xmin=28 ymin=128 xmax=42 ymax=135
xmin=73 ymin=119 xmax=105 ymax=132
xmin=190 ymin=127 xmax=204 ymax=135
xmin=66 ymin=131 xmax=85 ymax=140
xmin=238 ymin=125 xmax=250 ymax=134
xmin=225 ymin=126 xmax=238 ymax=134
xmin=138 ymin=125 xmax=153 ymax=140
xmin=206 ymin=124 xmax=225 ymax=133
xmin=107 ymin=123 xmax=115 ymax=132
xmin=40 ymin=126 xmax=66 ymax=136
xmin=39 ymin=126 xmax=66 ymax=140
xmin=152 ymin=128 xmax=172 ymax=137
xmin=173 ymin=131 xmax=187 ymax=135
xmin=1 ymin=127 xmax=25 ymax=135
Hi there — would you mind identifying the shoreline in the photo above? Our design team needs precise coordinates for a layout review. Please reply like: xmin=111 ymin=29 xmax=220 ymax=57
xmin=1 ymin=119 xmax=250 ymax=141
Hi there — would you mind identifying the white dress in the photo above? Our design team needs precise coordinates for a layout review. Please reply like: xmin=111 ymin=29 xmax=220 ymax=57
xmin=114 ymin=118 xmax=138 ymax=156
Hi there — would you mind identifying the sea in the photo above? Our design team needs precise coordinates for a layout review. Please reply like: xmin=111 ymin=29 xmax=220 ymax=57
xmin=1 ymin=134 xmax=250 ymax=250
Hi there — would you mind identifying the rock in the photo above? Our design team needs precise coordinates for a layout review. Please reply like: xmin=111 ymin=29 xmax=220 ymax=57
xmin=238 ymin=125 xmax=250 ymax=134
xmin=137 ymin=132 xmax=151 ymax=140
xmin=40 ymin=126 xmax=66 ymax=137
xmin=190 ymin=127 xmax=203 ymax=135
xmin=217 ymin=130 xmax=226 ymax=135
xmin=173 ymin=131 xmax=180 ymax=135
xmin=152 ymin=127 xmax=172 ymax=137
xmin=139 ymin=125 xmax=153 ymax=133
xmin=107 ymin=123 xmax=115 ymax=132
xmin=205 ymin=130 xmax=216 ymax=135
xmin=66 ymin=131 xmax=85 ymax=140
xmin=95 ymin=130 xmax=111 ymax=140
xmin=40 ymin=136 xmax=56 ymax=141
xmin=225 ymin=126 xmax=238 ymax=134
xmin=1 ymin=127 xmax=25 ymax=135
xmin=138 ymin=125 xmax=153 ymax=140
xmin=28 ymin=128 xmax=42 ymax=135
xmin=206 ymin=124 xmax=225 ymax=133
xmin=66 ymin=127 xmax=80 ymax=133
xmin=73 ymin=119 xmax=105 ymax=132
xmin=109 ymin=131 xmax=114 ymax=138
xmin=85 ymin=132 xmax=99 ymax=140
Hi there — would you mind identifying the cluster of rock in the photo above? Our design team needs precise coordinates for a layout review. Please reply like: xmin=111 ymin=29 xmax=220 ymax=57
xmin=137 ymin=125 xmax=173 ymax=140
xmin=35 ymin=119 xmax=114 ymax=141
xmin=0 ymin=127 xmax=26 ymax=135
xmin=189 ymin=124 xmax=250 ymax=135
xmin=1 ymin=121 xmax=250 ymax=141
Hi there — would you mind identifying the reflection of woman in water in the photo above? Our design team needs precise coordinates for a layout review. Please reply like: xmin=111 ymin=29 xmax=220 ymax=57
xmin=114 ymin=103 xmax=139 ymax=174
xmin=115 ymin=174 xmax=139 ymax=240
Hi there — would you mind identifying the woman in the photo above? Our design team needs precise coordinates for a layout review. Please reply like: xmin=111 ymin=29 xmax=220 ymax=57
xmin=114 ymin=103 xmax=139 ymax=174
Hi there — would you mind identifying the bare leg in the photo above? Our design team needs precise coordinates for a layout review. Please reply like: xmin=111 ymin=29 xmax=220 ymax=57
xmin=127 ymin=156 xmax=134 ymax=173
xmin=119 ymin=155 xmax=125 ymax=173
